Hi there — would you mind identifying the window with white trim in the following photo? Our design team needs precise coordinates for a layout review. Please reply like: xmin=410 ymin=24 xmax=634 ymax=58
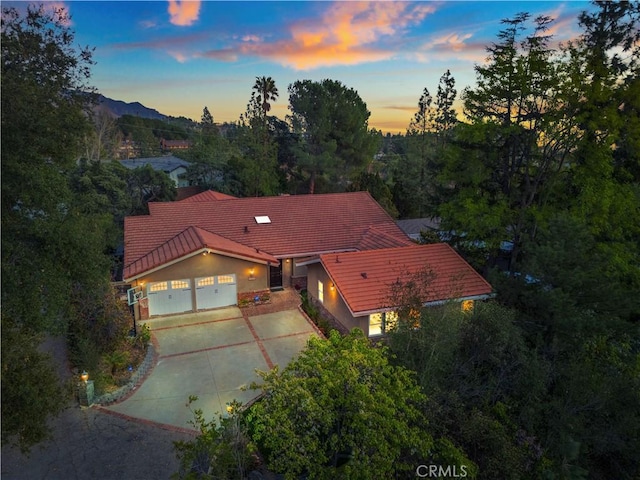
xmin=197 ymin=277 xmax=215 ymax=287
xmin=149 ymin=282 xmax=168 ymax=292
xmin=318 ymin=280 xmax=324 ymax=303
xmin=368 ymin=311 xmax=398 ymax=336
xmin=385 ymin=311 xmax=398 ymax=331
xmin=369 ymin=313 xmax=383 ymax=336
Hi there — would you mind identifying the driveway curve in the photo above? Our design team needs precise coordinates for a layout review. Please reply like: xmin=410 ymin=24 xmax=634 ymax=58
xmin=104 ymin=294 xmax=319 ymax=431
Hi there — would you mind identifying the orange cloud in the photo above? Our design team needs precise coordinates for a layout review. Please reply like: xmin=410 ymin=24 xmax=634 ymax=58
xmin=415 ymin=32 xmax=487 ymax=64
xmin=431 ymin=32 xmax=473 ymax=53
xmin=168 ymin=0 xmax=200 ymax=27
xmin=242 ymin=1 xmax=436 ymax=70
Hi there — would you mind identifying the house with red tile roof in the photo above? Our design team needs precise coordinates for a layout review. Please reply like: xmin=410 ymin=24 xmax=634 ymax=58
xmin=123 ymin=191 xmax=414 ymax=319
xmin=179 ymin=190 xmax=237 ymax=202
xmin=303 ymin=243 xmax=493 ymax=336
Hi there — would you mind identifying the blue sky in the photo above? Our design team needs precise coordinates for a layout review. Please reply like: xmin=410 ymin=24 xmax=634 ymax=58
xmin=14 ymin=1 xmax=594 ymax=133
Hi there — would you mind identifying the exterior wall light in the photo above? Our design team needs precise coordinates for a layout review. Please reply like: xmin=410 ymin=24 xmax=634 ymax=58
xmin=80 ymin=371 xmax=89 ymax=383
xmin=249 ymin=268 xmax=255 ymax=280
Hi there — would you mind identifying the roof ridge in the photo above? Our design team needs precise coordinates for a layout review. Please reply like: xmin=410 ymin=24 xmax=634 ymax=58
xmin=124 ymin=226 xmax=201 ymax=270
xmin=190 ymin=225 xmax=258 ymax=253
xmin=356 ymin=224 xmax=414 ymax=250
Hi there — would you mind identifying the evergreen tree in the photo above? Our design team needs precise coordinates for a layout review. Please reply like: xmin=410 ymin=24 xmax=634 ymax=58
xmin=1 ymin=4 xmax=112 ymax=451
xmin=288 ymin=79 xmax=377 ymax=193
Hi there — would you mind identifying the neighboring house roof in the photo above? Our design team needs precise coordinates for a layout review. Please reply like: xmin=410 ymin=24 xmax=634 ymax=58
xmin=175 ymin=186 xmax=205 ymax=201
xmin=396 ymin=217 xmax=441 ymax=240
xmin=179 ymin=190 xmax=237 ymax=202
xmin=160 ymin=138 xmax=192 ymax=150
xmin=124 ymin=191 xmax=411 ymax=281
xmin=320 ymin=243 xmax=493 ymax=316
xmin=124 ymin=226 xmax=278 ymax=280
xmin=119 ymin=155 xmax=190 ymax=174
xmin=357 ymin=225 xmax=414 ymax=250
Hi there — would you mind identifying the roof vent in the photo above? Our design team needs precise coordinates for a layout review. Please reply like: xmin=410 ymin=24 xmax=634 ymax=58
xmin=336 ymin=255 xmax=341 ymax=263
xmin=361 ymin=272 xmax=368 ymax=279
xmin=255 ymin=215 xmax=271 ymax=224
xmin=244 ymin=226 xmax=249 ymax=233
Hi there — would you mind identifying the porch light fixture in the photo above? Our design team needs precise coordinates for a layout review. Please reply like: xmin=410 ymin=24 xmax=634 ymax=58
xmin=249 ymin=268 xmax=255 ymax=280
xmin=80 ymin=371 xmax=89 ymax=383
xmin=330 ymin=283 xmax=335 ymax=291
xmin=462 ymin=300 xmax=474 ymax=312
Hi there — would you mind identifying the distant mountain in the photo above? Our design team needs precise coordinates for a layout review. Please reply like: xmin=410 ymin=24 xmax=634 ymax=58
xmin=97 ymin=94 xmax=168 ymax=120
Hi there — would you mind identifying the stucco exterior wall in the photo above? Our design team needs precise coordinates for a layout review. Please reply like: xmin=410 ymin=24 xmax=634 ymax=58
xmin=306 ymin=263 xmax=371 ymax=335
xmin=131 ymin=252 xmax=269 ymax=318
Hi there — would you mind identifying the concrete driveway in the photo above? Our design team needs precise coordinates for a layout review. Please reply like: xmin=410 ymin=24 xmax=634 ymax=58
xmin=104 ymin=301 xmax=319 ymax=430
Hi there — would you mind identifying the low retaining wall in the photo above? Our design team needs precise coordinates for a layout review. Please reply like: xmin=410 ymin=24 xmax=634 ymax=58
xmin=92 ymin=343 xmax=156 ymax=405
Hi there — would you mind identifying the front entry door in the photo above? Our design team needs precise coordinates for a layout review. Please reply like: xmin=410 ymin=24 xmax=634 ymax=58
xmin=269 ymin=263 xmax=283 ymax=290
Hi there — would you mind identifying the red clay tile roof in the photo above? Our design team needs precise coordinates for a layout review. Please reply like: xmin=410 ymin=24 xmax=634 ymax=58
xmin=124 ymin=192 xmax=410 ymax=280
xmin=124 ymin=226 xmax=278 ymax=280
xmin=179 ymin=190 xmax=237 ymax=202
xmin=357 ymin=225 xmax=414 ymax=250
xmin=320 ymin=243 xmax=493 ymax=316
xmin=175 ymin=186 xmax=205 ymax=201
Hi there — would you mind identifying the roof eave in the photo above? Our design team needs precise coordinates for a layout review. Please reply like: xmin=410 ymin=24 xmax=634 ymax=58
xmin=124 ymin=247 xmax=277 ymax=283
xmin=350 ymin=293 xmax=495 ymax=318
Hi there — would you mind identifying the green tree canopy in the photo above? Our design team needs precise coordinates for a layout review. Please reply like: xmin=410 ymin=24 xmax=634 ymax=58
xmin=233 ymin=87 xmax=281 ymax=196
xmin=288 ymin=79 xmax=378 ymax=193
xmin=248 ymin=330 xmax=451 ymax=479
xmin=1 ymin=4 xmax=112 ymax=452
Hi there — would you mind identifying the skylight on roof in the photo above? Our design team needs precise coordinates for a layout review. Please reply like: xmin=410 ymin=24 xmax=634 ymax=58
xmin=255 ymin=215 xmax=271 ymax=224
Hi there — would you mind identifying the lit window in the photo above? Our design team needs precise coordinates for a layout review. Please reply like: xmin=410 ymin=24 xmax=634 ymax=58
xmin=171 ymin=280 xmax=190 ymax=289
xmin=149 ymin=282 xmax=167 ymax=292
xmin=218 ymin=275 xmax=235 ymax=284
xmin=369 ymin=312 xmax=398 ymax=336
xmin=254 ymin=215 xmax=271 ymax=224
xmin=462 ymin=300 xmax=474 ymax=312
xmin=318 ymin=280 xmax=324 ymax=303
xmin=197 ymin=277 xmax=215 ymax=287
xmin=369 ymin=313 xmax=383 ymax=336
xmin=385 ymin=311 xmax=398 ymax=332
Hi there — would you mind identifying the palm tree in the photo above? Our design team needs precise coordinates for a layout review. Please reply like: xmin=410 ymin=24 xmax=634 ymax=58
xmin=252 ymin=76 xmax=279 ymax=117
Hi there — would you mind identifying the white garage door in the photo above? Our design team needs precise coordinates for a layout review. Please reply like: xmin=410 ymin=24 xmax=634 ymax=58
xmin=195 ymin=274 xmax=237 ymax=310
xmin=147 ymin=279 xmax=192 ymax=316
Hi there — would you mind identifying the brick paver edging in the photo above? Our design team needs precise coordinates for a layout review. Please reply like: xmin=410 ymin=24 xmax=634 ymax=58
xmin=92 ymin=342 xmax=157 ymax=405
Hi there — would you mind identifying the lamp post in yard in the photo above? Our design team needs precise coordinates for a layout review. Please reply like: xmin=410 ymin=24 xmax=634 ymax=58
xmin=77 ymin=371 xmax=94 ymax=407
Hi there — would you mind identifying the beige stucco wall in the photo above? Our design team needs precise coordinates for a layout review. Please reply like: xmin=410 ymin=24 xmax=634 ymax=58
xmin=131 ymin=252 xmax=270 ymax=316
xmin=307 ymin=263 xmax=371 ymax=335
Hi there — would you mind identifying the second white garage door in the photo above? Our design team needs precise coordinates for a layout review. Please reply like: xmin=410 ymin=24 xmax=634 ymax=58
xmin=195 ymin=274 xmax=237 ymax=310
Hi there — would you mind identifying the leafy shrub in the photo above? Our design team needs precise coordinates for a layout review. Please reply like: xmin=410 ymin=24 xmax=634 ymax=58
xmin=173 ymin=397 xmax=257 ymax=479
xmin=103 ymin=349 xmax=131 ymax=376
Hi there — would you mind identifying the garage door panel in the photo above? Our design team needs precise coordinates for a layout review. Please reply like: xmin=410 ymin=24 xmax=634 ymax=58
xmin=196 ymin=274 xmax=237 ymax=310
xmin=147 ymin=279 xmax=192 ymax=316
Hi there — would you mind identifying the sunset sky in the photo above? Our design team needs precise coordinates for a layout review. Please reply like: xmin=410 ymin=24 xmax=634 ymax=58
xmin=13 ymin=1 xmax=595 ymax=133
